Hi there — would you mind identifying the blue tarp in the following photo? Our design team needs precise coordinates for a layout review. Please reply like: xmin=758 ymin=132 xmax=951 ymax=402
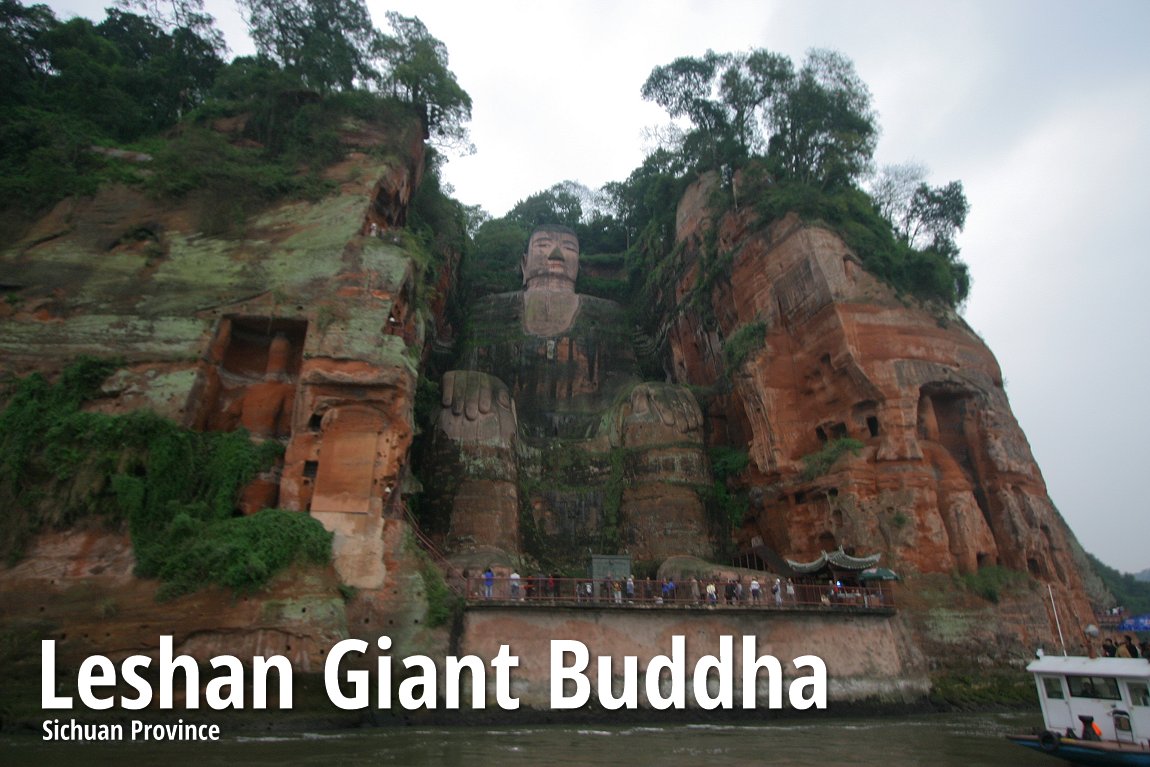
xmin=1117 ymin=614 xmax=1150 ymax=632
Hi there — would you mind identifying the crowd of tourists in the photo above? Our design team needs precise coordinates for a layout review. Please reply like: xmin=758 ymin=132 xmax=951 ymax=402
xmin=463 ymin=568 xmax=889 ymax=609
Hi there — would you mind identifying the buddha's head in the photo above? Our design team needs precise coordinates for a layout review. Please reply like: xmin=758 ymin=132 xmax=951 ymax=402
xmin=521 ymin=225 xmax=579 ymax=292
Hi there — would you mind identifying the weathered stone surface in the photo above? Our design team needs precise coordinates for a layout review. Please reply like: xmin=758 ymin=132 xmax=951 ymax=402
xmin=430 ymin=228 xmax=715 ymax=565
xmin=0 ymin=115 xmax=435 ymax=663
xmin=666 ymin=174 xmax=1097 ymax=632
xmin=0 ymin=108 xmax=1110 ymax=706
xmin=0 ymin=530 xmax=346 ymax=672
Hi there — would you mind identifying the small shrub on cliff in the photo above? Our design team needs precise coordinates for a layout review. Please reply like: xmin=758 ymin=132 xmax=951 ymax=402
xmin=801 ymin=437 xmax=864 ymax=481
xmin=958 ymin=565 xmax=1032 ymax=604
xmin=724 ymin=321 xmax=767 ymax=371
xmin=150 ymin=508 xmax=332 ymax=600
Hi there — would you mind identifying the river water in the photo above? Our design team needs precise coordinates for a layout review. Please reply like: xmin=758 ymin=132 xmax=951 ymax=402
xmin=4 ymin=712 xmax=1060 ymax=766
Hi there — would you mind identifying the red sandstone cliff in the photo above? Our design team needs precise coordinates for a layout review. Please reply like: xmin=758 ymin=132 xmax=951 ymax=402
xmin=0 ymin=115 xmax=1110 ymax=717
xmin=664 ymin=173 xmax=1099 ymax=639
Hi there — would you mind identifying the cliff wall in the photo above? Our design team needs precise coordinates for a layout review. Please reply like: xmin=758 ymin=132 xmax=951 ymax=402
xmin=663 ymin=173 xmax=1098 ymax=644
xmin=0 ymin=116 xmax=1107 ymax=723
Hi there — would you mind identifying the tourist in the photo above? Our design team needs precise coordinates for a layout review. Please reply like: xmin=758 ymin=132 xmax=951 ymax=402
xmin=750 ymin=577 xmax=762 ymax=604
xmin=1119 ymin=635 xmax=1141 ymax=658
xmin=626 ymin=575 xmax=635 ymax=602
xmin=509 ymin=570 xmax=521 ymax=600
xmin=773 ymin=578 xmax=783 ymax=607
xmin=483 ymin=566 xmax=494 ymax=600
xmin=786 ymin=578 xmax=796 ymax=604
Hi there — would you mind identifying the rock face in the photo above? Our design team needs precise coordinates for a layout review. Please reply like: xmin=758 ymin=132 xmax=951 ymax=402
xmin=663 ymin=173 xmax=1097 ymax=629
xmin=0 ymin=115 xmax=447 ymax=673
xmin=0 ymin=113 xmax=1106 ymax=709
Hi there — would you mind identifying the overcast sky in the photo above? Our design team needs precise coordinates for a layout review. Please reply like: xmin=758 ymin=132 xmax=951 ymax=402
xmin=45 ymin=0 xmax=1150 ymax=574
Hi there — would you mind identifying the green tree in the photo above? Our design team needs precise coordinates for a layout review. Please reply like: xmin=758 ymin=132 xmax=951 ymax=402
xmin=506 ymin=183 xmax=584 ymax=230
xmin=376 ymin=11 xmax=471 ymax=149
xmin=463 ymin=217 xmax=529 ymax=300
xmin=97 ymin=8 xmax=222 ymax=125
xmin=642 ymin=47 xmax=875 ymax=189
xmin=0 ymin=0 xmax=56 ymax=107
xmin=767 ymin=49 xmax=878 ymax=189
xmin=114 ymin=0 xmax=226 ymax=57
xmin=238 ymin=0 xmax=379 ymax=92
xmin=641 ymin=50 xmax=734 ymax=169
xmin=906 ymin=180 xmax=969 ymax=256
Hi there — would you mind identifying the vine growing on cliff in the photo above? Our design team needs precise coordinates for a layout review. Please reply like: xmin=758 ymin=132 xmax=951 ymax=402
xmin=0 ymin=359 xmax=332 ymax=595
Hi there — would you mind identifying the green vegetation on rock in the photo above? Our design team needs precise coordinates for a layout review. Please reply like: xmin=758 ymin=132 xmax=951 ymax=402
xmin=0 ymin=0 xmax=470 ymax=242
xmin=0 ymin=358 xmax=332 ymax=597
xmin=801 ymin=437 xmax=864 ymax=481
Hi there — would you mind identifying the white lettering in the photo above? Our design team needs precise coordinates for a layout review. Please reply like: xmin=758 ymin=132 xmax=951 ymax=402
xmin=789 ymin=655 xmax=827 ymax=709
xmin=77 ymin=654 xmax=116 ymax=710
xmin=693 ymin=635 xmax=733 ymax=710
xmin=41 ymin=641 xmax=72 ymax=709
xmin=159 ymin=635 xmax=198 ymax=709
xmin=645 ymin=635 xmax=685 ymax=710
xmin=376 ymin=636 xmax=392 ymax=708
xmin=206 ymin=655 xmax=244 ymax=709
xmin=445 ymin=655 xmax=485 ymax=709
xmin=253 ymin=654 xmax=292 ymax=709
xmin=120 ymin=655 xmax=152 ymax=710
xmin=550 ymin=639 xmax=590 ymax=709
xmin=325 ymin=638 xmax=368 ymax=710
xmin=492 ymin=644 xmax=520 ymax=710
xmin=398 ymin=655 xmax=436 ymax=709
xmin=741 ymin=636 xmax=783 ymax=709
xmin=597 ymin=654 xmax=638 ymax=710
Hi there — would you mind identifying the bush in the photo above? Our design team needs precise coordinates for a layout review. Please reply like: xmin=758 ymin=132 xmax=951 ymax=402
xmin=801 ymin=438 xmax=864 ymax=481
xmin=958 ymin=565 xmax=1031 ymax=604
xmin=754 ymin=178 xmax=970 ymax=307
xmin=724 ymin=321 xmax=766 ymax=370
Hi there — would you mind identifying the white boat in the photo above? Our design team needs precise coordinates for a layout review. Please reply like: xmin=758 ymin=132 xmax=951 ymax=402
xmin=1008 ymin=652 xmax=1150 ymax=765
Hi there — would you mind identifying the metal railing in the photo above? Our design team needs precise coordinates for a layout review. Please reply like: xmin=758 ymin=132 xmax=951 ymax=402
xmin=458 ymin=575 xmax=895 ymax=610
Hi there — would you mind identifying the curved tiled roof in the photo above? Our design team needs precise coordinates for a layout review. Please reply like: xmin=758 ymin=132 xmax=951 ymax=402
xmin=785 ymin=546 xmax=881 ymax=574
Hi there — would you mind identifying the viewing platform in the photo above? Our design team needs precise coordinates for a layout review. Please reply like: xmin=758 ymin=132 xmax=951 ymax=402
xmin=456 ymin=575 xmax=896 ymax=614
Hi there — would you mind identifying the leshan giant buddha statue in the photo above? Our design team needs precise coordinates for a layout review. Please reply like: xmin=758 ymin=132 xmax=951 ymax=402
xmin=426 ymin=225 xmax=714 ymax=568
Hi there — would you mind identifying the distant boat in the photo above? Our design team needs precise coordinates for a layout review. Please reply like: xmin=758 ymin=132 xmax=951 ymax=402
xmin=1007 ymin=653 xmax=1150 ymax=765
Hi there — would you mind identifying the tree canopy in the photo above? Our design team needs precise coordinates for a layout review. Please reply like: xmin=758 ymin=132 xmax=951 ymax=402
xmin=376 ymin=12 xmax=472 ymax=148
xmin=642 ymin=47 xmax=876 ymax=190
xmin=637 ymin=46 xmax=970 ymax=308
xmin=0 ymin=0 xmax=471 ymax=234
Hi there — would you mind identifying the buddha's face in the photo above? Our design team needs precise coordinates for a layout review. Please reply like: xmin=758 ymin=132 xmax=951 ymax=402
xmin=522 ymin=228 xmax=579 ymax=290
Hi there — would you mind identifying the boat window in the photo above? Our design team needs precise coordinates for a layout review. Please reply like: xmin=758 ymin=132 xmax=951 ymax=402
xmin=1041 ymin=676 xmax=1065 ymax=700
xmin=1128 ymin=682 xmax=1150 ymax=706
xmin=1067 ymin=676 xmax=1122 ymax=700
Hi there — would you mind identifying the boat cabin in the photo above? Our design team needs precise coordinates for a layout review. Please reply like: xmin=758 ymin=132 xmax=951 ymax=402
xmin=1028 ymin=654 xmax=1150 ymax=745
